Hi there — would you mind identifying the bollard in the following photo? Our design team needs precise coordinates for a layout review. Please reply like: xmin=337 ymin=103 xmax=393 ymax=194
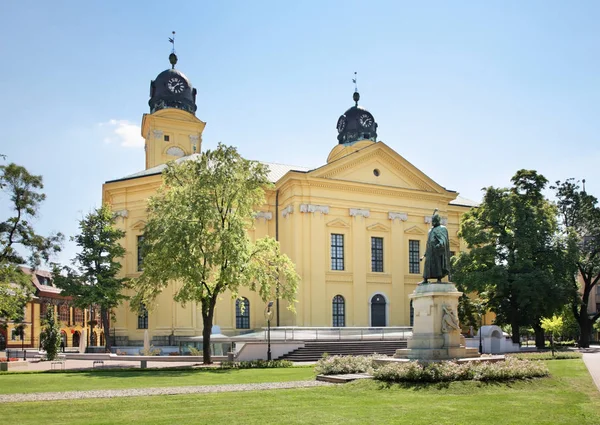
xmin=6 ymin=349 xmax=9 ymax=362
xmin=24 ymin=350 xmax=27 ymax=360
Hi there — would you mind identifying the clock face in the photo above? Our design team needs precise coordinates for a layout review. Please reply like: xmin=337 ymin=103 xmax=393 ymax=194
xmin=359 ymin=113 xmax=374 ymax=128
xmin=336 ymin=116 xmax=347 ymax=133
xmin=167 ymin=77 xmax=186 ymax=94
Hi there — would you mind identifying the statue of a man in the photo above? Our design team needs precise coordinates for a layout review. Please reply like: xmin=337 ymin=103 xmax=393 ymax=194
xmin=420 ymin=209 xmax=450 ymax=284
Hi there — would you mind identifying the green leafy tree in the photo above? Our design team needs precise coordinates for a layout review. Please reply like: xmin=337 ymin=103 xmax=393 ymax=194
xmin=40 ymin=308 xmax=61 ymax=360
xmin=553 ymin=179 xmax=600 ymax=347
xmin=132 ymin=144 xmax=300 ymax=364
xmin=541 ymin=315 xmax=564 ymax=357
xmin=453 ymin=170 xmax=574 ymax=347
xmin=0 ymin=163 xmax=63 ymax=323
xmin=53 ymin=204 xmax=128 ymax=351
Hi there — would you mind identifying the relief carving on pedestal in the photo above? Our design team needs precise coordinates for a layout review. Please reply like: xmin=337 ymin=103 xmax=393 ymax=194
xmin=441 ymin=304 xmax=460 ymax=333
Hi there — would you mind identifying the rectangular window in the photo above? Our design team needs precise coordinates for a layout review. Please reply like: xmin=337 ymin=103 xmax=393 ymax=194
xmin=137 ymin=235 xmax=144 ymax=272
xmin=74 ymin=308 xmax=84 ymax=325
xmin=409 ymin=240 xmax=420 ymax=274
xmin=331 ymin=234 xmax=344 ymax=271
xmin=137 ymin=305 xmax=148 ymax=329
xmin=371 ymin=237 xmax=384 ymax=272
xmin=59 ymin=305 xmax=70 ymax=324
xmin=164 ymin=135 xmax=170 ymax=142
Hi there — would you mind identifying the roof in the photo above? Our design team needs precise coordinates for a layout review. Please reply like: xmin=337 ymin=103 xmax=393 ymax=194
xmin=449 ymin=195 xmax=479 ymax=207
xmin=105 ymin=154 xmax=311 ymax=184
xmin=20 ymin=267 xmax=66 ymax=298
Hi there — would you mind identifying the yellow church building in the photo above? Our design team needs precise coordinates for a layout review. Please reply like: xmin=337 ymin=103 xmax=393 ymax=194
xmin=102 ymin=53 xmax=476 ymax=346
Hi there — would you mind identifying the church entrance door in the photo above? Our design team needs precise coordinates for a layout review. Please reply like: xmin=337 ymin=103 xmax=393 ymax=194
xmin=371 ymin=294 xmax=386 ymax=327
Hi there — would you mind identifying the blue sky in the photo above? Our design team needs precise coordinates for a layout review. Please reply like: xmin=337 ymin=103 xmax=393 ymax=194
xmin=1 ymin=1 xmax=599 ymax=265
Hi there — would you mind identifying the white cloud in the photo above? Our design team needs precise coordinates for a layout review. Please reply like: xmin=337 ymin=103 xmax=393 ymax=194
xmin=99 ymin=119 xmax=144 ymax=148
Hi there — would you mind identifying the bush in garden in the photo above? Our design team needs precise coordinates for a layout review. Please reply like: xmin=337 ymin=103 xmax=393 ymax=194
xmin=220 ymin=359 xmax=293 ymax=369
xmin=372 ymin=357 xmax=549 ymax=383
xmin=315 ymin=354 xmax=380 ymax=375
xmin=509 ymin=351 xmax=581 ymax=361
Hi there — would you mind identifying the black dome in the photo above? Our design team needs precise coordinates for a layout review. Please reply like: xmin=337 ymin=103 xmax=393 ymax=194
xmin=149 ymin=67 xmax=197 ymax=115
xmin=336 ymin=93 xmax=378 ymax=144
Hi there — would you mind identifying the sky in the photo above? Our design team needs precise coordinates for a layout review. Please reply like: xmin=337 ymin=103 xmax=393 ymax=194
xmin=1 ymin=1 xmax=599 ymax=266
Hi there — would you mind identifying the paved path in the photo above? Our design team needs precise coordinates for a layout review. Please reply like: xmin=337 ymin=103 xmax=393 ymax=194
xmin=0 ymin=380 xmax=333 ymax=403
xmin=581 ymin=346 xmax=600 ymax=391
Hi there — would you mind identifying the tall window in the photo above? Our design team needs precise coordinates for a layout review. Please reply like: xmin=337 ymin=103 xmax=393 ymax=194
xmin=371 ymin=237 xmax=384 ymax=272
xmin=137 ymin=305 xmax=148 ymax=329
xmin=137 ymin=235 xmax=144 ymax=272
xmin=74 ymin=308 xmax=84 ymax=325
xmin=331 ymin=234 xmax=344 ymax=271
xmin=59 ymin=305 xmax=70 ymax=324
xmin=409 ymin=240 xmax=420 ymax=274
xmin=40 ymin=303 xmax=48 ymax=318
xmin=236 ymin=298 xmax=250 ymax=329
xmin=332 ymin=295 xmax=345 ymax=327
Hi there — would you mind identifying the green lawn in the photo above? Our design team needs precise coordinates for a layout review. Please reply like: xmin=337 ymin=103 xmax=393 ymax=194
xmin=1 ymin=360 xmax=599 ymax=425
xmin=0 ymin=367 xmax=315 ymax=394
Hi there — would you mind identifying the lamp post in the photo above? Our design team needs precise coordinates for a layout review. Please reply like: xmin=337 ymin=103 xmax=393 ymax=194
xmin=265 ymin=301 xmax=274 ymax=361
xmin=478 ymin=306 xmax=484 ymax=354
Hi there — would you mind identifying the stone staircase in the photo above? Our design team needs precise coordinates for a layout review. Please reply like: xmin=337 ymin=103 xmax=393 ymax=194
xmin=278 ymin=340 xmax=408 ymax=362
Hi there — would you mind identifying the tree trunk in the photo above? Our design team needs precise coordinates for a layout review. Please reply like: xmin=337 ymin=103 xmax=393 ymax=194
xmin=201 ymin=308 xmax=214 ymax=364
xmin=578 ymin=315 xmax=591 ymax=348
xmin=101 ymin=308 xmax=111 ymax=352
xmin=533 ymin=323 xmax=545 ymax=349
xmin=510 ymin=320 xmax=520 ymax=344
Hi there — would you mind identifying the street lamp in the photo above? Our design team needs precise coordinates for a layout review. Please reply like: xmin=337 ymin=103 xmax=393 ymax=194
xmin=478 ymin=306 xmax=484 ymax=355
xmin=265 ymin=301 xmax=274 ymax=361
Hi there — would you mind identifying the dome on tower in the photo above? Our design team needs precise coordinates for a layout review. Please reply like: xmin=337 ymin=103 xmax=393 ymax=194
xmin=335 ymin=91 xmax=378 ymax=145
xmin=148 ymin=53 xmax=197 ymax=115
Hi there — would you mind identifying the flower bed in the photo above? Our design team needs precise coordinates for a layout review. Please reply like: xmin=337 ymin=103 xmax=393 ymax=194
xmin=315 ymin=355 xmax=550 ymax=383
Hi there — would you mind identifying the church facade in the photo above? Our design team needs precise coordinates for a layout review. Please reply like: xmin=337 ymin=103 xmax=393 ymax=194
xmin=102 ymin=54 xmax=476 ymax=345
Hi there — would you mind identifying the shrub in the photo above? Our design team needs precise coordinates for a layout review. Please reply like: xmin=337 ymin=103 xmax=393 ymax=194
xmin=509 ymin=351 xmax=581 ymax=361
xmin=373 ymin=357 xmax=549 ymax=383
xmin=187 ymin=347 xmax=202 ymax=356
xmin=139 ymin=346 xmax=161 ymax=356
xmin=220 ymin=359 xmax=293 ymax=369
xmin=315 ymin=354 xmax=380 ymax=376
xmin=40 ymin=310 xmax=61 ymax=360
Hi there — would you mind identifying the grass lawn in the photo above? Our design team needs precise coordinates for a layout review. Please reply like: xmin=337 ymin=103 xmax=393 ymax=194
xmin=0 ymin=367 xmax=315 ymax=394
xmin=1 ymin=360 xmax=599 ymax=424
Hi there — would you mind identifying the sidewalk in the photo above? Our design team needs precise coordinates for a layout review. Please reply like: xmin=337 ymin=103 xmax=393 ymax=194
xmin=581 ymin=346 xmax=600 ymax=391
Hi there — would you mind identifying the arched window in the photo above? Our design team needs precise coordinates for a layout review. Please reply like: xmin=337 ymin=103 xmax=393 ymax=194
xmin=409 ymin=300 xmax=414 ymax=327
xmin=236 ymin=298 xmax=250 ymax=329
xmin=332 ymin=295 xmax=345 ymax=327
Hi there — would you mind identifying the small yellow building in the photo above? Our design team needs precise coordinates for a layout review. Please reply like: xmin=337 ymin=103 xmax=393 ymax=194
xmin=102 ymin=54 xmax=476 ymax=346
xmin=1 ymin=268 xmax=104 ymax=352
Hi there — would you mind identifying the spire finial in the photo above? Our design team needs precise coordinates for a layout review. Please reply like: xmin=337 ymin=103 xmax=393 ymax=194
xmin=168 ymin=31 xmax=177 ymax=69
xmin=352 ymin=71 xmax=360 ymax=106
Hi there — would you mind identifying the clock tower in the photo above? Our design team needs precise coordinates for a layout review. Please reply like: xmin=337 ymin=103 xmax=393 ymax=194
xmin=142 ymin=52 xmax=206 ymax=169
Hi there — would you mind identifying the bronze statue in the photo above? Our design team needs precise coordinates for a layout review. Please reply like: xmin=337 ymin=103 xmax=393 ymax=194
xmin=420 ymin=209 xmax=450 ymax=283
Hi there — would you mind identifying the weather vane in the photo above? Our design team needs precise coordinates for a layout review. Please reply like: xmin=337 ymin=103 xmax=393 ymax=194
xmin=168 ymin=31 xmax=176 ymax=53
xmin=352 ymin=71 xmax=360 ymax=106
xmin=352 ymin=71 xmax=358 ymax=92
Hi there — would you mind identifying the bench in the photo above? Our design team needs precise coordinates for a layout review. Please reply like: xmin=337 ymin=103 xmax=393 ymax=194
xmin=51 ymin=360 xmax=65 ymax=370
xmin=93 ymin=360 xmax=105 ymax=368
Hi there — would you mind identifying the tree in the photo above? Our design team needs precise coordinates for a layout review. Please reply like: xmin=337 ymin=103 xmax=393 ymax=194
xmin=0 ymin=163 xmax=62 ymax=323
xmin=131 ymin=144 xmax=300 ymax=364
xmin=53 ymin=204 xmax=128 ymax=351
xmin=553 ymin=179 xmax=600 ymax=347
xmin=453 ymin=170 xmax=574 ymax=347
xmin=541 ymin=315 xmax=563 ymax=357
xmin=40 ymin=308 xmax=61 ymax=360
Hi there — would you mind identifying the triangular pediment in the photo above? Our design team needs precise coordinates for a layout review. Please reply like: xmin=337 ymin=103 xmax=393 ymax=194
xmin=131 ymin=220 xmax=146 ymax=231
xmin=310 ymin=142 xmax=448 ymax=194
xmin=367 ymin=222 xmax=390 ymax=232
xmin=404 ymin=225 xmax=426 ymax=235
xmin=326 ymin=218 xmax=350 ymax=228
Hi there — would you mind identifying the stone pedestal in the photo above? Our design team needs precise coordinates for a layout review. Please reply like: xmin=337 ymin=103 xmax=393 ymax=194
xmin=395 ymin=283 xmax=479 ymax=360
